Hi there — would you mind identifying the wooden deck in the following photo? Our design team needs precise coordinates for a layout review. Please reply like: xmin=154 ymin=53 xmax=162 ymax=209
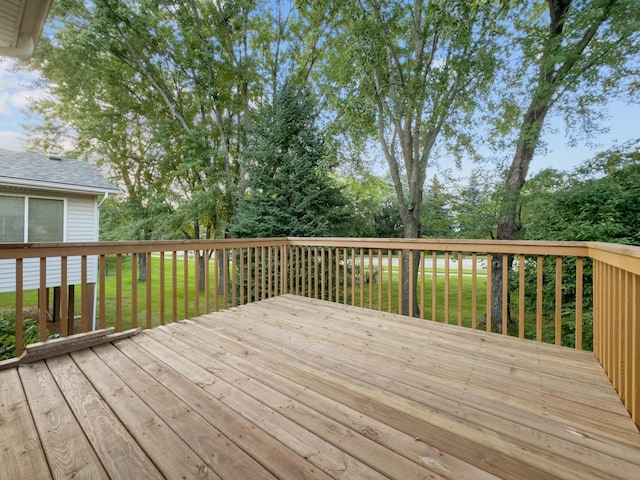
xmin=2 ymin=295 xmax=639 ymax=480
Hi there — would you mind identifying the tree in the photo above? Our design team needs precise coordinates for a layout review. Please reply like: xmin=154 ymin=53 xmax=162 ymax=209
xmin=230 ymin=84 xmax=346 ymax=238
xmin=421 ymin=175 xmax=454 ymax=238
xmin=491 ymin=0 xmax=640 ymax=330
xmin=334 ymin=173 xmax=396 ymax=237
xmin=520 ymin=143 xmax=640 ymax=348
xmin=302 ymin=0 xmax=508 ymax=315
xmin=451 ymin=171 xmax=499 ymax=239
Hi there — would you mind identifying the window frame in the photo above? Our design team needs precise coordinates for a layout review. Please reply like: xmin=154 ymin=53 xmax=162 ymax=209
xmin=0 ymin=193 xmax=67 ymax=243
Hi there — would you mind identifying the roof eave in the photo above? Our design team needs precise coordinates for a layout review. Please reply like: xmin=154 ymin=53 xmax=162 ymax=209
xmin=0 ymin=178 xmax=120 ymax=196
xmin=0 ymin=0 xmax=54 ymax=59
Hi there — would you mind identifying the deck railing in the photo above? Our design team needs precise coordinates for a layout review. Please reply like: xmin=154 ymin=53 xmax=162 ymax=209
xmin=0 ymin=237 xmax=638 ymax=427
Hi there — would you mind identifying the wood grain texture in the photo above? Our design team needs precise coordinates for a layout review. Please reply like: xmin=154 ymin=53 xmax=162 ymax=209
xmin=45 ymin=354 xmax=164 ymax=480
xmin=0 ymin=368 xmax=51 ymax=480
xmin=18 ymin=361 xmax=108 ymax=479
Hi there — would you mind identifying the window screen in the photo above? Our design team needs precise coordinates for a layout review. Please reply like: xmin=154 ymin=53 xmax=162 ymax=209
xmin=28 ymin=198 xmax=64 ymax=242
xmin=0 ymin=195 xmax=25 ymax=242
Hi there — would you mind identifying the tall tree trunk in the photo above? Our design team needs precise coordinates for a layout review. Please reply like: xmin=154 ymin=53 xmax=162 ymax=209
xmin=198 ymin=251 xmax=206 ymax=291
xmin=493 ymin=102 xmax=549 ymax=330
xmin=137 ymin=253 xmax=146 ymax=282
xmin=401 ymin=205 xmax=421 ymax=317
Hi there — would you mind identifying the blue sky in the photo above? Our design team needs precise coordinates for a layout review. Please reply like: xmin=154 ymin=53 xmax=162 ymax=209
xmin=1 ymin=57 xmax=638 ymax=179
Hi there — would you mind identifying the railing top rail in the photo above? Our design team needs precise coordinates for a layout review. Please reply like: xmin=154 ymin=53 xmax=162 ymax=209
xmin=587 ymin=242 xmax=640 ymax=275
xmin=3 ymin=237 xmax=640 ymax=263
xmin=0 ymin=238 xmax=289 ymax=259
xmin=286 ymin=237 xmax=590 ymax=256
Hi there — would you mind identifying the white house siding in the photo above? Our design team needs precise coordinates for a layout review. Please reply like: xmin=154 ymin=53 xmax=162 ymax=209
xmin=0 ymin=192 xmax=99 ymax=293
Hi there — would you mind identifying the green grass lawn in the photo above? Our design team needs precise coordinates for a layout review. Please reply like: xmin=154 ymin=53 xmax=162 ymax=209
xmin=1 ymin=253 xmax=587 ymax=359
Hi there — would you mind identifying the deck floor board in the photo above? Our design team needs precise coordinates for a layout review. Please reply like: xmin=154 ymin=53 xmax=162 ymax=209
xmin=1 ymin=294 xmax=639 ymax=479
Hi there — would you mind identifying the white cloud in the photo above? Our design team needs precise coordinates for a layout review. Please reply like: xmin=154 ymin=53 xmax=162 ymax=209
xmin=0 ymin=131 xmax=26 ymax=151
xmin=0 ymin=58 xmax=47 ymax=136
xmin=9 ymin=88 xmax=50 ymax=109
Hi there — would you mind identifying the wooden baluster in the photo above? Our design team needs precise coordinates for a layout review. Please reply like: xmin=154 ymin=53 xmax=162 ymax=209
xmin=232 ymin=248 xmax=238 ymax=305
xmin=351 ymin=248 xmax=356 ymax=306
xmin=246 ymin=247 xmax=252 ymax=304
xmin=398 ymin=250 xmax=403 ymax=315
xmin=502 ymin=254 xmax=508 ymax=335
xmin=81 ymin=255 xmax=88 ymax=332
xmin=369 ymin=249 xmax=374 ymax=310
xmin=255 ymin=247 xmax=260 ymax=302
xmin=344 ymin=248 xmax=349 ymax=305
xmin=518 ymin=254 xmax=525 ymax=339
xmin=15 ymin=259 xmax=23 ymax=356
xmin=194 ymin=250 xmax=200 ymax=315
xmin=408 ymin=250 xmax=414 ymax=318
xmin=205 ymin=249 xmax=210 ymax=312
xmin=457 ymin=252 xmax=463 ymax=326
xmin=116 ymin=254 xmax=122 ymax=332
xmin=308 ymin=247 xmax=313 ymax=298
xmin=223 ymin=248 xmax=229 ymax=309
xmin=360 ymin=249 xmax=365 ymax=307
xmin=98 ymin=255 xmax=106 ymax=331
xmin=387 ymin=250 xmax=392 ymax=314
xmin=328 ymin=248 xmax=333 ymax=302
xmin=486 ymin=253 xmax=492 ymax=333
xmin=173 ymin=251 xmax=179 ymax=319
xmin=536 ymin=255 xmax=543 ymax=342
xmin=145 ymin=252 xmax=151 ymax=329
xmin=575 ymin=257 xmax=583 ymax=349
xmin=555 ymin=256 xmax=563 ymax=345
xmin=444 ymin=251 xmax=449 ymax=324
xmin=60 ymin=257 xmax=69 ymax=335
xmin=432 ymin=251 xmax=437 ymax=321
xmin=314 ymin=247 xmax=319 ymax=299
xmin=321 ymin=248 xmax=326 ymax=300
xmin=631 ymin=273 xmax=639 ymax=425
xmin=471 ymin=252 xmax=477 ymax=330
xmin=419 ymin=251 xmax=425 ymax=319
xmin=183 ymin=250 xmax=189 ymax=318
xmin=160 ymin=252 xmax=165 ymax=324
xmin=377 ymin=249 xmax=383 ymax=311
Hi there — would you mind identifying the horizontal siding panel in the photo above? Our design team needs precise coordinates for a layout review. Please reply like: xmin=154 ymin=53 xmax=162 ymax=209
xmin=0 ymin=257 xmax=97 ymax=293
xmin=66 ymin=197 xmax=97 ymax=242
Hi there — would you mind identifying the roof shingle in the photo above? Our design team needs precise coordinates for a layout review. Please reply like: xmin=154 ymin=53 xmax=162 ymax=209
xmin=0 ymin=149 xmax=119 ymax=195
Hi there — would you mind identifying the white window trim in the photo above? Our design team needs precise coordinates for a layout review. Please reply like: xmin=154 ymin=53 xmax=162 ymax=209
xmin=0 ymin=192 xmax=67 ymax=242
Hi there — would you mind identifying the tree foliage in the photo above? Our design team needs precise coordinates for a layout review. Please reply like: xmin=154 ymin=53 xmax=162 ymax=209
xmin=230 ymin=84 xmax=346 ymax=238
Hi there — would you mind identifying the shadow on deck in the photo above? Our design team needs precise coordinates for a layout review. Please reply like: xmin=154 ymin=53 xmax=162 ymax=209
xmin=2 ymin=295 xmax=639 ymax=479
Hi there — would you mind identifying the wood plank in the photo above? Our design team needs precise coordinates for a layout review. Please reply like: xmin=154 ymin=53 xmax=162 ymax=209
xmin=1 ymin=329 xmax=141 ymax=368
xmin=141 ymin=326 xmax=448 ymax=480
xmin=90 ymin=342 xmax=279 ymax=480
xmin=192 ymin=308 xmax=640 ymax=469
xmin=0 ymin=368 xmax=51 ymax=480
xmin=122 ymin=335 xmax=359 ymax=480
xmin=45 ymin=355 xmax=164 ymax=480
xmin=70 ymin=348 xmax=219 ymax=480
xmin=241 ymin=298 xmax=634 ymax=426
xmin=187 ymin=315 xmax=640 ymax=479
xmin=146 ymin=324 xmax=498 ymax=480
xmin=157 ymin=320 xmax=556 ymax=480
xmin=209 ymin=305 xmax=640 ymax=448
xmin=18 ymin=361 xmax=108 ymax=479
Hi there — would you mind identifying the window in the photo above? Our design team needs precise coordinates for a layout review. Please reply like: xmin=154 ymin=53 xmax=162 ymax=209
xmin=0 ymin=195 xmax=25 ymax=242
xmin=0 ymin=195 xmax=64 ymax=242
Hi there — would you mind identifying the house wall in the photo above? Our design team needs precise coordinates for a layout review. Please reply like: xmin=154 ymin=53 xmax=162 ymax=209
xmin=0 ymin=189 xmax=99 ymax=293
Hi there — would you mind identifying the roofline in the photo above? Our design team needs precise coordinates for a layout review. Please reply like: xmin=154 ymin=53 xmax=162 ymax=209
xmin=0 ymin=178 xmax=119 ymax=195
xmin=0 ymin=0 xmax=54 ymax=59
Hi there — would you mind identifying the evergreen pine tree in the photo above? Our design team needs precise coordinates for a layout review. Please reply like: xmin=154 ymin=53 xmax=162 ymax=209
xmin=231 ymin=84 xmax=345 ymax=238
